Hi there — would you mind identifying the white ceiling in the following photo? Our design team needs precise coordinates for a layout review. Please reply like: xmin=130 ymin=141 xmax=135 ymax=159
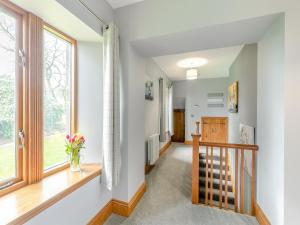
xmin=153 ymin=46 xmax=243 ymax=81
xmin=11 ymin=0 xmax=101 ymax=42
xmin=132 ymin=13 xmax=280 ymax=57
xmin=106 ymin=0 xmax=145 ymax=9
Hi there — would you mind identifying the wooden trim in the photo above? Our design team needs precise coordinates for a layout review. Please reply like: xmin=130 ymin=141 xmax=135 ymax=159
xmin=191 ymin=134 xmax=200 ymax=204
xmin=240 ymin=149 xmax=245 ymax=213
xmin=210 ymin=146 xmax=213 ymax=207
xmin=27 ymin=13 xmax=44 ymax=184
xmin=0 ymin=0 xmax=28 ymax=195
xmin=184 ymin=140 xmax=193 ymax=145
xmin=88 ymin=200 xmax=113 ymax=225
xmin=159 ymin=139 xmax=172 ymax=157
xmin=43 ymin=23 xmax=76 ymax=44
xmin=145 ymin=140 xmax=171 ymax=174
xmin=0 ymin=181 xmax=26 ymax=198
xmin=251 ymin=151 xmax=257 ymax=216
xmin=112 ymin=181 xmax=147 ymax=217
xmin=0 ymin=164 xmax=102 ymax=225
xmin=224 ymin=147 xmax=228 ymax=209
xmin=234 ymin=149 xmax=239 ymax=212
xmin=0 ymin=0 xmax=27 ymax=16
xmin=255 ymin=203 xmax=271 ymax=225
xmin=219 ymin=147 xmax=223 ymax=208
xmin=144 ymin=164 xmax=154 ymax=174
xmin=200 ymin=142 xmax=259 ymax=151
xmin=205 ymin=146 xmax=208 ymax=205
xmin=43 ymin=163 xmax=70 ymax=178
xmin=173 ymin=108 xmax=185 ymax=112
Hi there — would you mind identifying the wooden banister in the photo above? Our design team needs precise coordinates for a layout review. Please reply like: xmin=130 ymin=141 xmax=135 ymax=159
xmin=235 ymin=149 xmax=238 ymax=212
xmin=191 ymin=133 xmax=201 ymax=204
xmin=191 ymin=123 xmax=258 ymax=215
xmin=240 ymin=148 xmax=245 ymax=214
xmin=199 ymin=142 xmax=259 ymax=151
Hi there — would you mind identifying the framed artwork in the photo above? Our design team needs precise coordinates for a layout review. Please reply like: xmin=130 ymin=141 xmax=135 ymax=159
xmin=228 ymin=81 xmax=238 ymax=113
xmin=145 ymin=81 xmax=154 ymax=100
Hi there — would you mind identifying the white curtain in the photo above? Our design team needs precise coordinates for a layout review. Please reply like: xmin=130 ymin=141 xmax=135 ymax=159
xmin=103 ymin=24 xmax=121 ymax=190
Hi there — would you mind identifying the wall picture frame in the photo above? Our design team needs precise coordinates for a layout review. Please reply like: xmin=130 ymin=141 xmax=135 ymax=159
xmin=145 ymin=81 xmax=154 ymax=100
xmin=228 ymin=81 xmax=238 ymax=113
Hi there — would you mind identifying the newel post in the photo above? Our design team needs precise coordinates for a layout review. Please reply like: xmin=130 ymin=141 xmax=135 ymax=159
xmin=192 ymin=122 xmax=201 ymax=204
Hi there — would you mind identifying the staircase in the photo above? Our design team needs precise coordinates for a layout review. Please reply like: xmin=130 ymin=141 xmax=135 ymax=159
xmin=198 ymin=152 xmax=235 ymax=208
xmin=191 ymin=122 xmax=259 ymax=215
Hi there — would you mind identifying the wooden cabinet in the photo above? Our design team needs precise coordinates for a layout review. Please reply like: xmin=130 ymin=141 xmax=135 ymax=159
xmin=201 ymin=117 xmax=228 ymax=143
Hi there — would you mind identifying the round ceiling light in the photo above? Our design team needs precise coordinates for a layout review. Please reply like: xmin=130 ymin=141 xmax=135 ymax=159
xmin=177 ymin=57 xmax=208 ymax=68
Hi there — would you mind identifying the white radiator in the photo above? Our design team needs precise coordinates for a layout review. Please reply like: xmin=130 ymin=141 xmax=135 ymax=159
xmin=148 ymin=134 xmax=160 ymax=165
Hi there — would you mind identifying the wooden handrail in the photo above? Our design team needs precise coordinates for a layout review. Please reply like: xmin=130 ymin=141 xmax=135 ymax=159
xmin=199 ymin=142 xmax=259 ymax=151
xmin=192 ymin=122 xmax=258 ymax=216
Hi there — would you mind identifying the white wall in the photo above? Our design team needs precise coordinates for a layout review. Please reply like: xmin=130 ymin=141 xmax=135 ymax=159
xmin=25 ymin=177 xmax=111 ymax=225
xmin=228 ymin=44 xmax=257 ymax=143
xmin=173 ymin=78 xmax=228 ymax=141
xmin=145 ymin=58 xmax=171 ymax=139
xmin=56 ymin=0 xmax=114 ymax=35
xmin=116 ymin=2 xmax=300 ymax=224
xmin=77 ymin=42 xmax=103 ymax=163
xmin=26 ymin=41 xmax=112 ymax=224
xmin=257 ymin=16 xmax=284 ymax=225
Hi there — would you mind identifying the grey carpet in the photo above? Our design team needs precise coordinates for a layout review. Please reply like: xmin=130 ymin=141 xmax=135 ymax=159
xmin=105 ymin=143 xmax=259 ymax=225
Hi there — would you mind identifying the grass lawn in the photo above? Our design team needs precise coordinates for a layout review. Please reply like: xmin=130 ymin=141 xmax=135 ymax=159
xmin=0 ymin=133 xmax=67 ymax=181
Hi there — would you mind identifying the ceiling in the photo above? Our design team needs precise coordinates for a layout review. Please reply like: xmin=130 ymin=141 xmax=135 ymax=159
xmin=106 ymin=0 xmax=145 ymax=9
xmin=132 ymin=13 xmax=280 ymax=57
xmin=153 ymin=46 xmax=243 ymax=81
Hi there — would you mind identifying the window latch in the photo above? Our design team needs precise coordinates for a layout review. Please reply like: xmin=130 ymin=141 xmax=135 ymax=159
xmin=18 ymin=129 xmax=25 ymax=150
xmin=19 ymin=49 xmax=26 ymax=67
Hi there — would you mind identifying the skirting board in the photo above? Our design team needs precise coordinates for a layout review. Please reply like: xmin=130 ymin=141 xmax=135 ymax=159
xmin=145 ymin=140 xmax=172 ymax=174
xmin=88 ymin=200 xmax=113 ymax=225
xmin=88 ymin=182 xmax=146 ymax=225
xmin=159 ymin=140 xmax=172 ymax=157
xmin=255 ymin=203 xmax=271 ymax=225
xmin=184 ymin=140 xmax=193 ymax=145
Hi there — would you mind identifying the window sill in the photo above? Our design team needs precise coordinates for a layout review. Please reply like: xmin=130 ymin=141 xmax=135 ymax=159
xmin=0 ymin=163 xmax=102 ymax=225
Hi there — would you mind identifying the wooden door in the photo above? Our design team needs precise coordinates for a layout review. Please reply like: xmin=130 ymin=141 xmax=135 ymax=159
xmin=201 ymin=117 xmax=228 ymax=143
xmin=172 ymin=109 xmax=185 ymax=142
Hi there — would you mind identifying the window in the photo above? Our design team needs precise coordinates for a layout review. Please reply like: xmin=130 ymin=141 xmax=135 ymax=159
xmin=0 ymin=1 xmax=77 ymax=194
xmin=43 ymin=25 xmax=76 ymax=172
xmin=42 ymin=26 xmax=76 ymax=172
xmin=0 ymin=3 xmax=24 ymax=189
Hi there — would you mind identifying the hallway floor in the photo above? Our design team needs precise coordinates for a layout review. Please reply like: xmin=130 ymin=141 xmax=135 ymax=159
xmin=105 ymin=143 xmax=259 ymax=225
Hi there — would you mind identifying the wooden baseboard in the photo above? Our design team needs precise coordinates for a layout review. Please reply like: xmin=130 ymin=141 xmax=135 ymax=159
xmin=184 ymin=140 xmax=193 ymax=145
xmin=145 ymin=140 xmax=172 ymax=174
xmin=159 ymin=139 xmax=172 ymax=157
xmin=112 ymin=181 xmax=147 ymax=217
xmin=88 ymin=200 xmax=113 ymax=225
xmin=88 ymin=182 xmax=146 ymax=224
xmin=145 ymin=164 xmax=154 ymax=174
xmin=255 ymin=203 xmax=271 ymax=225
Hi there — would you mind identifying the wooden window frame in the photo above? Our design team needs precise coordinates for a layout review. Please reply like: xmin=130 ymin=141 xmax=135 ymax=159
xmin=0 ymin=0 xmax=28 ymax=197
xmin=42 ymin=23 xmax=77 ymax=178
xmin=0 ymin=1 xmax=77 ymax=195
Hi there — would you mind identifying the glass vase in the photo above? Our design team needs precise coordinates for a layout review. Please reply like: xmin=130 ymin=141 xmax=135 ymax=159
xmin=70 ymin=149 xmax=81 ymax=172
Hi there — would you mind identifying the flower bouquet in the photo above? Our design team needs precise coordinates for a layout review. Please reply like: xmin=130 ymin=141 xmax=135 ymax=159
xmin=65 ymin=134 xmax=85 ymax=172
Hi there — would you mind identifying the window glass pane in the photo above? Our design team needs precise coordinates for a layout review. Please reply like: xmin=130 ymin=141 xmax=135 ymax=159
xmin=43 ymin=29 xmax=72 ymax=170
xmin=0 ymin=9 xmax=17 ymax=182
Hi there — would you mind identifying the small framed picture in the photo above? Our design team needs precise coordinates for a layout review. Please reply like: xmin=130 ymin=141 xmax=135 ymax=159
xmin=145 ymin=81 xmax=154 ymax=100
xmin=228 ymin=81 xmax=238 ymax=113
